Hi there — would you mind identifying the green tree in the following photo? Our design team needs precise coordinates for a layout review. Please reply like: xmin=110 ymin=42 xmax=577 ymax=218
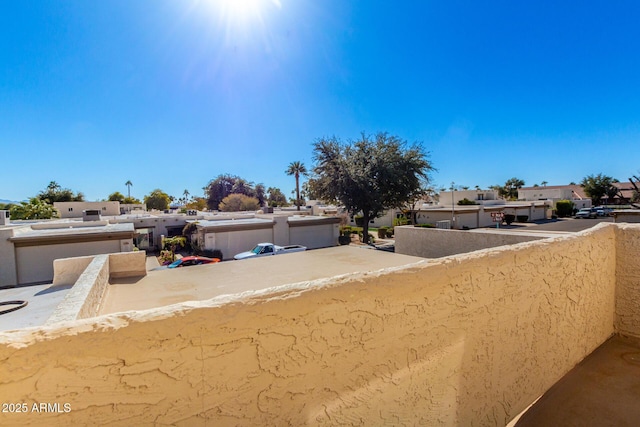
xmin=144 ymin=189 xmax=171 ymax=211
xmin=123 ymin=196 xmax=141 ymax=204
xmin=555 ymin=199 xmax=575 ymax=217
xmin=312 ymin=132 xmax=433 ymax=244
xmin=503 ymin=177 xmax=525 ymax=200
xmin=38 ymin=181 xmax=84 ymax=203
xmin=108 ymin=192 xmax=126 ymax=202
xmin=286 ymin=161 xmax=307 ymax=211
xmin=186 ymin=197 xmax=207 ymax=211
xmin=218 ymin=194 xmax=260 ymax=212
xmin=301 ymin=178 xmax=322 ymax=202
xmin=205 ymin=174 xmax=255 ymax=210
xmin=10 ymin=197 xmax=58 ymax=220
xmin=255 ymin=183 xmax=266 ymax=207
xmin=581 ymin=173 xmax=617 ymax=206
xmin=125 ymin=180 xmax=133 ymax=199
xmin=266 ymin=187 xmax=288 ymax=207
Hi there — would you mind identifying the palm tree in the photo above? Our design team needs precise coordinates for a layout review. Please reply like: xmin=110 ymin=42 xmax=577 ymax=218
xmin=541 ymin=181 xmax=548 ymax=187
xmin=285 ymin=161 xmax=307 ymax=211
xmin=183 ymin=189 xmax=190 ymax=205
xmin=125 ymin=180 xmax=133 ymax=199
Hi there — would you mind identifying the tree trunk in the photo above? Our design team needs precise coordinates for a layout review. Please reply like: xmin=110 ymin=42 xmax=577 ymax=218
xmin=295 ymin=174 xmax=301 ymax=211
xmin=362 ymin=212 xmax=370 ymax=244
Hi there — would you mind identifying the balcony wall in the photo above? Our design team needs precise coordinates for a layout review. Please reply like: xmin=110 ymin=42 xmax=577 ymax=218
xmin=1 ymin=224 xmax=638 ymax=426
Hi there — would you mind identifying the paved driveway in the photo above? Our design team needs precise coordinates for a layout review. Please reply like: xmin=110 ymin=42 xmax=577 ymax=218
xmin=489 ymin=217 xmax=614 ymax=233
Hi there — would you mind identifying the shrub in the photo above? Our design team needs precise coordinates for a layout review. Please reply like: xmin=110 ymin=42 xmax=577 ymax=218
xmin=555 ymin=200 xmax=575 ymax=218
xmin=340 ymin=226 xmax=352 ymax=236
xmin=504 ymin=214 xmax=515 ymax=225
xmin=219 ymin=194 xmax=260 ymax=212
xmin=159 ymin=250 xmax=174 ymax=264
xmin=386 ymin=227 xmax=394 ymax=238
xmin=350 ymin=226 xmax=363 ymax=234
xmin=377 ymin=226 xmax=388 ymax=238
xmin=516 ymin=215 xmax=529 ymax=223
xmin=393 ymin=216 xmax=409 ymax=226
xmin=338 ymin=235 xmax=351 ymax=245
xmin=457 ymin=198 xmax=477 ymax=205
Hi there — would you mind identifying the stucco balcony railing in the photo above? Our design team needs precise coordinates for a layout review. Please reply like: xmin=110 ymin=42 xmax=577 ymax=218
xmin=0 ymin=223 xmax=639 ymax=426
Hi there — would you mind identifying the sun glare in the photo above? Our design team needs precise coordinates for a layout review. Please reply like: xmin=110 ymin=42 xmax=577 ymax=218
xmin=215 ymin=0 xmax=281 ymax=21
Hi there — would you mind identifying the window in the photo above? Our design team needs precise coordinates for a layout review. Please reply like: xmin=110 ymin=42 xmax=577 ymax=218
xmin=68 ymin=208 xmax=73 ymax=212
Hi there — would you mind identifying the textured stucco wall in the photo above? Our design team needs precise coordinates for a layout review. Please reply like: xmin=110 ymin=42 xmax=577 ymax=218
xmin=47 ymin=255 xmax=110 ymax=324
xmin=0 ymin=227 xmax=17 ymax=287
xmin=289 ymin=223 xmax=339 ymax=249
xmin=614 ymin=210 xmax=640 ymax=223
xmin=395 ymin=226 xmax=549 ymax=258
xmin=0 ymin=225 xmax=622 ymax=426
xmin=52 ymin=256 xmax=95 ymax=287
xmin=614 ymin=224 xmax=640 ymax=337
xmin=48 ymin=252 xmax=147 ymax=324
xmin=108 ymin=251 xmax=146 ymax=278
xmin=15 ymin=240 xmax=121 ymax=285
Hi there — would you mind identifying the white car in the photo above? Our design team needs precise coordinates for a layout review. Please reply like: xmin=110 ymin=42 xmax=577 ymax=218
xmin=234 ymin=243 xmax=307 ymax=260
xmin=575 ymin=208 xmax=597 ymax=219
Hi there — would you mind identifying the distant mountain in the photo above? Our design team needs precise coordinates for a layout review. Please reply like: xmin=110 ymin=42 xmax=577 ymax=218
xmin=0 ymin=199 xmax=19 ymax=205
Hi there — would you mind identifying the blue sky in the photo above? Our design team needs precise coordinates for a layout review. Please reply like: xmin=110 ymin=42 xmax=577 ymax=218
xmin=2 ymin=0 xmax=639 ymax=202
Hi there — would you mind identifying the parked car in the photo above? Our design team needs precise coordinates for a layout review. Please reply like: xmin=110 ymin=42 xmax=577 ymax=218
xmin=575 ymin=208 xmax=597 ymax=219
xmin=234 ymin=243 xmax=307 ymax=260
xmin=595 ymin=207 xmax=613 ymax=216
xmin=153 ymin=256 xmax=220 ymax=270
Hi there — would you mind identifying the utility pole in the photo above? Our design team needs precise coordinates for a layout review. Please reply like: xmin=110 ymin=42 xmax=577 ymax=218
xmin=451 ymin=181 xmax=455 ymax=229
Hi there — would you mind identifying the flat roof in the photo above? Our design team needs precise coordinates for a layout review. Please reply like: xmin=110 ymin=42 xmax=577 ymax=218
xmin=100 ymin=246 xmax=425 ymax=315
xmin=9 ymin=222 xmax=134 ymax=242
xmin=0 ymin=283 xmax=71 ymax=332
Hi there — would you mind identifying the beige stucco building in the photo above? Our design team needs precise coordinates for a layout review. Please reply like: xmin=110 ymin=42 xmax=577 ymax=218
xmin=518 ymin=184 xmax=592 ymax=210
xmin=194 ymin=215 xmax=340 ymax=259
xmin=0 ymin=219 xmax=135 ymax=287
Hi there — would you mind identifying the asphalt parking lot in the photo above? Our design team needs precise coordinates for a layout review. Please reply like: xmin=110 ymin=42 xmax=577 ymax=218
xmin=488 ymin=216 xmax=614 ymax=233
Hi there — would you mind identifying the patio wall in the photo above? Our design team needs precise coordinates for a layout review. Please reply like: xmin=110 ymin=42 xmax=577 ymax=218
xmin=395 ymin=225 xmax=549 ymax=258
xmin=1 ymin=224 xmax=636 ymax=426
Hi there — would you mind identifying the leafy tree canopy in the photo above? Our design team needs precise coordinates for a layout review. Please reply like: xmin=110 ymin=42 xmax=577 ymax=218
xmin=491 ymin=178 xmax=525 ymax=200
xmin=144 ymin=189 xmax=171 ymax=211
xmin=218 ymin=194 xmax=260 ymax=212
xmin=312 ymin=132 xmax=433 ymax=243
xmin=185 ymin=197 xmax=207 ymax=211
xmin=10 ymin=197 xmax=59 ymax=220
xmin=108 ymin=192 xmax=141 ymax=204
xmin=254 ymin=183 xmax=266 ymax=207
xmin=108 ymin=192 xmax=126 ymax=202
xmin=581 ymin=173 xmax=618 ymax=205
xmin=205 ymin=174 xmax=258 ymax=211
xmin=38 ymin=181 xmax=84 ymax=204
xmin=267 ymin=187 xmax=289 ymax=207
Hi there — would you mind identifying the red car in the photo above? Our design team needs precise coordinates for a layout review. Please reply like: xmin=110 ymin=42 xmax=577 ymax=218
xmin=155 ymin=256 xmax=220 ymax=270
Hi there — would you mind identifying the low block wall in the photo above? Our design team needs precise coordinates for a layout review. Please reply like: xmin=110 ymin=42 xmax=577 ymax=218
xmin=0 ymin=224 xmax=630 ymax=426
xmin=614 ymin=224 xmax=640 ymax=337
xmin=48 ymin=252 xmax=147 ymax=324
xmin=108 ymin=251 xmax=146 ymax=278
xmin=47 ymin=255 xmax=110 ymax=324
xmin=52 ymin=256 xmax=95 ymax=287
xmin=395 ymin=225 xmax=550 ymax=258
